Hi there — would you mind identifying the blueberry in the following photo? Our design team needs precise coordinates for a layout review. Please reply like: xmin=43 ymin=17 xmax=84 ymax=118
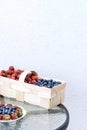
xmin=49 ymin=79 xmax=53 ymax=82
xmin=53 ymin=81 xmax=61 ymax=86
xmin=12 ymin=109 xmax=16 ymax=112
xmin=47 ymin=84 xmax=53 ymax=88
xmin=0 ymin=110 xmax=2 ymax=114
xmin=34 ymin=82 xmax=38 ymax=85
xmin=40 ymin=79 xmax=44 ymax=82
xmin=5 ymin=106 xmax=9 ymax=109
xmin=4 ymin=109 xmax=8 ymax=114
xmin=7 ymin=107 xmax=12 ymax=115
xmin=53 ymin=81 xmax=57 ymax=86
xmin=47 ymin=84 xmax=51 ymax=88
xmin=2 ymin=108 xmax=5 ymax=115
xmin=57 ymin=81 xmax=61 ymax=84
xmin=11 ymin=106 xmax=16 ymax=110
xmin=0 ymin=107 xmax=3 ymax=111
xmin=43 ymin=81 xmax=48 ymax=86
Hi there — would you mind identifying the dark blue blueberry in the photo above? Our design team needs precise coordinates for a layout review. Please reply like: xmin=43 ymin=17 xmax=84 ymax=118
xmin=53 ymin=81 xmax=61 ymax=86
xmin=12 ymin=109 xmax=16 ymax=112
xmin=7 ymin=107 xmax=12 ymax=115
xmin=11 ymin=106 xmax=16 ymax=110
xmin=0 ymin=107 xmax=3 ymax=111
xmin=43 ymin=81 xmax=48 ymax=86
xmin=0 ymin=110 xmax=2 ymax=114
xmin=4 ymin=109 xmax=8 ymax=114
xmin=40 ymin=79 xmax=44 ymax=82
xmin=47 ymin=84 xmax=51 ymax=88
xmin=53 ymin=81 xmax=57 ymax=86
xmin=2 ymin=108 xmax=5 ymax=115
xmin=57 ymin=81 xmax=61 ymax=84
xmin=49 ymin=79 xmax=53 ymax=82
xmin=5 ymin=106 xmax=9 ymax=109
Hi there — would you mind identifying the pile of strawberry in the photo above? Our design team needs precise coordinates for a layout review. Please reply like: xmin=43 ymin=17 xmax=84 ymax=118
xmin=0 ymin=66 xmax=38 ymax=84
xmin=0 ymin=104 xmax=23 ymax=120
xmin=0 ymin=66 xmax=24 ymax=80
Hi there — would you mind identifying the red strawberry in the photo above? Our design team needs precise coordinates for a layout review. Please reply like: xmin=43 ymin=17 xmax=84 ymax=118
xmin=1 ymin=70 xmax=6 ymax=74
xmin=31 ymin=79 xmax=36 ymax=83
xmin=11 ymin=113 xmax=18 ymax=120
xmin=11 ymin=73 xmax=16 ymax=80
xmin=9 ymin=66 xmax=15 ymax=71
xmin=0 ymin=104 xmax=4 ymax=107
xmin=7 ymin=70 xmax=14 ymax=75
xmin=0 ymin=115 xmax=2 ymax=120
xmin=0 ymin=73 xmax=3 ymax=76
xmin=16 ymin=70 xmax=22 ymax=74
xmin=6 ymin=104 xmax=13 ymax=107
xmin=31 ymin=75 xmax=38 ymax=80
xmin=0 ymin=70 xmax=7 ymax=77
xmin=7 ymin=74 xmax=11 ymax=78
xmin=2 ymin=114 xmax=11 ymax=120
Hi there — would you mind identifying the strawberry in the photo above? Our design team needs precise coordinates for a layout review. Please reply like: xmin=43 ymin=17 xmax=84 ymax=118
xmin=7 ymin=70 xmax=14 ymax=75
xmin=31 ymin=75 xmax=38 ymax=80
xmin=11 ymin=113 xmax=18 ymax=120
xmin=0 ymin=115 xmax=2 ymax=120
xmin=0 ymin=104 xmax=4 ymax=107
xmin=11 ymin=73 xmax=16 ymax=80
xmin=16 ymin=70 xmax=22 ymax=74
xmin=6 ymin=104 xmax=13 ymax=107
xmin=31 ymin=79 xmax=36 ymax=83
xmin=1 ymin=70 xmax=6 ymax=74
xmin=2 ymin=114 xmax=11 ymax=120
xmin=0 ymin=70 xmax=7 ymax=77
xmin=9 ymin=66 xmax=15 ymax=71
xmin=0 ymin=73 xmax=3 ymax=76
xmin=7 ymin=74 xmax=11 ymax=78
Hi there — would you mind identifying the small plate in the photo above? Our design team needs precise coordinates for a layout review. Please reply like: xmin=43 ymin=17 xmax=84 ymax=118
xmin=0 ymin=105 xmax=26 ymax=123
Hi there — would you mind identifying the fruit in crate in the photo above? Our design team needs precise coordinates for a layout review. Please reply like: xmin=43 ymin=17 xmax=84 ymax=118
xmin=32 ymin=79 xmax=62 ymax=88
xmin=0 ymin=66 xmax=39 ymax=84
xmin=0 ymin=104 xmax=23 ymax=120
xmin=0 ymin=66 xmax=62 ymax=88
xmin=0 ymin=66 xmax=24 ymax=80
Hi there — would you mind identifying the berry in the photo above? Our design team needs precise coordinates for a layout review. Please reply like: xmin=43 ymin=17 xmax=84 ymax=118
xmin=9 ymin=66 xmax=15 ymax=71
xmin=0 ymin=115 xmax=2 ymax=120
xmin=11 ymin=113 xmax=18 ymax=120
xmin=2 ymin=114 xmax=11 ymax=120
xmin=31 ymin=75 xmax=38 ymax=80
xmin=0 ymin=104 xmax=4 ymax=107
xmin=0 ymin=104 xmax=23 ymax=120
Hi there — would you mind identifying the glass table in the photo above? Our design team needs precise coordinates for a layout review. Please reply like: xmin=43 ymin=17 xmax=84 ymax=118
xmin=0 ymin=95 xmax=69 ymax=130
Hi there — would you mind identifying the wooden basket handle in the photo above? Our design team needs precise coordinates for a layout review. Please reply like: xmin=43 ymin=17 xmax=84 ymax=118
xmin=19 ymin=70 xmax=38 ymax=83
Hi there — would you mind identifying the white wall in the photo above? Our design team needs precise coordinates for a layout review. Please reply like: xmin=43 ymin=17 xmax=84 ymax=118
xmin=0 ymin=0 xmax=87 ymax=129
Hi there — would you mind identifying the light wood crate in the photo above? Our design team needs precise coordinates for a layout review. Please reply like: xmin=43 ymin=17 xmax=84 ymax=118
xmin=0 ymin=71 xmax=66 ymax=109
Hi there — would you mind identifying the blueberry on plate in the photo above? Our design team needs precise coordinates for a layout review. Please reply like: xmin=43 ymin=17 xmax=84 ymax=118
xmin=0 ymin=110 xmax=2 ymax=114
xmin=4 ymin=109 xmax=8 ymax=114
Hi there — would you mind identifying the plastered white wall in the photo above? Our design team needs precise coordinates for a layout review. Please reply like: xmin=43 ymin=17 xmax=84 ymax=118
xmin=0 ymin=0 xmax=87 ymax=129
xmin=0 ymin=0 xmax=87 ymax=87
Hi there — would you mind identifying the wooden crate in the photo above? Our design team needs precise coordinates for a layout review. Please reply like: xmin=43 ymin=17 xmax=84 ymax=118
xmin=0 ymin=71 xmax=66 ymax=109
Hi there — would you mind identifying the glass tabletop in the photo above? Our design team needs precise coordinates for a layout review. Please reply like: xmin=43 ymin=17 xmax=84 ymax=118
xmin=0 ymin=95 xmax=69 ymax=130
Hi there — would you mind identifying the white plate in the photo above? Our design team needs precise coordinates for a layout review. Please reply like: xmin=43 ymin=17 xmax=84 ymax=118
xmin=0 ymin=104 xmax=26 ymax=123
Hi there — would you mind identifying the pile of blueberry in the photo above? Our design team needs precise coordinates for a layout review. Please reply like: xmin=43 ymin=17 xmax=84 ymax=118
xmin=0 ymin=105 xmax=16 ymax=115
xmin=31 ymin=79 xmax=62 ymax=88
